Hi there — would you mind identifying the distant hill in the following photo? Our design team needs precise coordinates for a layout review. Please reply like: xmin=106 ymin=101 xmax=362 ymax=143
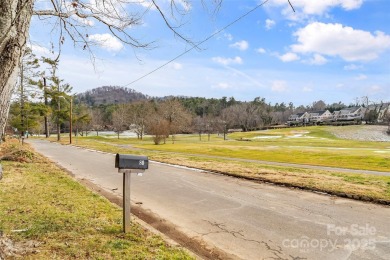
xmin=77 ymin=86 xmax=149 ymax=105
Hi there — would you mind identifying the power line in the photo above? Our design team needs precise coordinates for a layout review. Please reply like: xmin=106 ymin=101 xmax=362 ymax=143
xmin=122 ymin=0 xmax=270 ymax=87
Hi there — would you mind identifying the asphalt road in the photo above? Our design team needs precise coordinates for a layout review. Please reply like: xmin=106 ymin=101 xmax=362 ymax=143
xmin=29 ymin=139 xmax=390 ymax=260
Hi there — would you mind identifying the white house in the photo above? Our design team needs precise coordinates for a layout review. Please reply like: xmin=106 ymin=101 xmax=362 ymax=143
xmin=287 ymin=112 xmax=310 ymax=125
xmin=309 ymin=110 xmax=332 ymax=123
xmin=336 ymin=107 xmax=366 ymax=121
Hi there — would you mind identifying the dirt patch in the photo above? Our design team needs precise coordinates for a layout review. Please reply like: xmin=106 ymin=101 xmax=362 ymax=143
xmin=0 ymin=235 xmax=41 ymax=259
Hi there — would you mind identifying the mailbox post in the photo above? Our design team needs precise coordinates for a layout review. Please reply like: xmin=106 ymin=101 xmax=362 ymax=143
xmin=115 ymin=154 xmax=148 ymax=233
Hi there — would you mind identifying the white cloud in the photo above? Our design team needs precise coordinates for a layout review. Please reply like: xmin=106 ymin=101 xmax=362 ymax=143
xmin=291 ymin=22 xmax=390 ymax=62
xmin=29 ymin=43 xmax=51 ymax=56
xmin=73 ymin=15 xmax=94 ymax=26
xmin=212 ymin=56 xmax=243 ymax=66
xmin=337 ymin=83 xmax=345 ymax=88
xmin=341 ymin=0 xmax=364 ymax=10
xmin=256 ymin=48 xmax=266 ymax=54
xmin=224 ymin=33 xmax=233 ymax=41
xmin=271 ymin=80 xmax=288 ymax=92
xmin=138 ymin=0 xmax=154 ymax=9
xmin=265 ymin=19 xmax=276 ymax=30
xmin=302 ymin=86 xmax=313 ymax=92
xmin=229 ymin=40 xmax=249 ymax=51
xmin=279 ymin=52 xmax=300 ymax=62
xmin=89 ymin=33 xmax=124 ymax=52
xmin=308 ymin=54 xmax=327 ymax=65
xmin=368 ymin=85 xmax=382 ymax=93
xmin=137 ymin=0 xmax=191 ymax=13
xmin=355 ymin=74 xmax=367 ymax=80
xmin=344 ymin=64 xmax=363 ymax=70
xmin=212 ymin=82 xmax=231 ymax=89
xmin=271 ymin=0 xmax=363 ymax=17
xmin=173 ymin=0 xmax=192 ymax=11
xmin=170 ymin=62 xmax=183 ymax=70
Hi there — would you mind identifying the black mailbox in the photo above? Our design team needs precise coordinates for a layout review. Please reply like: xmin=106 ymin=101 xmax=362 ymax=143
xmin=115 ymin=154 xmax=148 ymax=170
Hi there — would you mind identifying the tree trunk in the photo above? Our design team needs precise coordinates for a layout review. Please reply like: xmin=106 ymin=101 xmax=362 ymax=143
xmin=0 ymin=0 xmax=33 ymax=141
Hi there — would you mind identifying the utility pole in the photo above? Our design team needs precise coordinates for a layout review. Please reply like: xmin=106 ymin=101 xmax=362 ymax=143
xmin=43 ymin=77 xmax=49 ymax=138
xmin=57 ymin=97 xmax=61 ymax=141
xmin=69 ymin=97 xmax=73 ymax=144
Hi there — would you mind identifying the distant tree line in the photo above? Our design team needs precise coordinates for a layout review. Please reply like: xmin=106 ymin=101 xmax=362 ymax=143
xmin=6 ymin=50 xmax=390 ymax=144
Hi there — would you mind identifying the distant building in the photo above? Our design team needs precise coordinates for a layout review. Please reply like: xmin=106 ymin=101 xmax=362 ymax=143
xmin=287 ymin=112 xmax=310 ymax=126
xmin=285 ymin=105 xmax=390 ymax=125
xmin=333 ymin=107 xmax=365 ymax=121
xmin=308 ymin=110 xmax=332 ymax=124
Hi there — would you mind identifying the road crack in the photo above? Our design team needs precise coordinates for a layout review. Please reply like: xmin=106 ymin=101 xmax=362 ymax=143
xmin=202 ymin=220 xmax=305 ymax=260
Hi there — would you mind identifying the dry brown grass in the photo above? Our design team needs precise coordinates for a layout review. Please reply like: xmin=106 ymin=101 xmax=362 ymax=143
xmin=0 ymin=139 xmax=40 ymax=163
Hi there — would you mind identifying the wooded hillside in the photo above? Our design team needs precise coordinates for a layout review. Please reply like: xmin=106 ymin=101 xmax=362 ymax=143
xmin=77 ymin=86 xmax=148 ymax=106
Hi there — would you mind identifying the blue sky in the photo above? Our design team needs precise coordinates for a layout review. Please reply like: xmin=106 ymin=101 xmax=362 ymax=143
xmin=30 ymin=0 xmax=390 ymax=106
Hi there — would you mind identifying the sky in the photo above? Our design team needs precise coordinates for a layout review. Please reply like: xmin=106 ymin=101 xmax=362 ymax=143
xmin=29 ymin=0 xmax=390 ymax=106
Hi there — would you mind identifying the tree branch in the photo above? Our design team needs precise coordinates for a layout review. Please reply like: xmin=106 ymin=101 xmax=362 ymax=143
xmin=151 ymin=0 xmax=195 ymax=47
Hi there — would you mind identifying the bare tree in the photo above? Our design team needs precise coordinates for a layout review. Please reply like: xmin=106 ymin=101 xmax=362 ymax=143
xmin=385 ymin=109 xmax=390 ymax=135
xmin=223 ymin=103 xmax=259 ymax=132
xmin=128 ymin=100 xmax=153 ymax=140
xmin=193 ymin=116 xmax=205 ymax=141
xmin=159 ymin=99 xmax=192 ymax=143
xmin=361 ymin=96 xmax=370 ymax=108
xmin=311 ymin=100 xmax=326 ymax=111
xmin=90 ymin=107 xmax=105 ymax=136
xmin=145 ymin=113 xmax=170 ymax=145
xmin=112 ymin=104 xmax=129 ymax=139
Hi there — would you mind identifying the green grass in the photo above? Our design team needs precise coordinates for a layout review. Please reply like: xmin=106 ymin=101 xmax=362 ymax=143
xmin=0 ymin=145 xmax=192 ymax=259
xmin=93 ymin=126 xmax=390 ymax=172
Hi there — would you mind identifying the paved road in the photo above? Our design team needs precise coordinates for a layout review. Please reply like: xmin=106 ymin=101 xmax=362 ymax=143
xmin=29 ymin=139 xmax=390 ymax=260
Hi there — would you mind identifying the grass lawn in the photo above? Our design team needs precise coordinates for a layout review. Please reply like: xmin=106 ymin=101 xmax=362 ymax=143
xmin=61 ymin=126 xmax=390 ymax=172
xmin=0 ymin=140 xmax=192 ymax=259
xmin=47 ymin=126 xmax=390 ymax=204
